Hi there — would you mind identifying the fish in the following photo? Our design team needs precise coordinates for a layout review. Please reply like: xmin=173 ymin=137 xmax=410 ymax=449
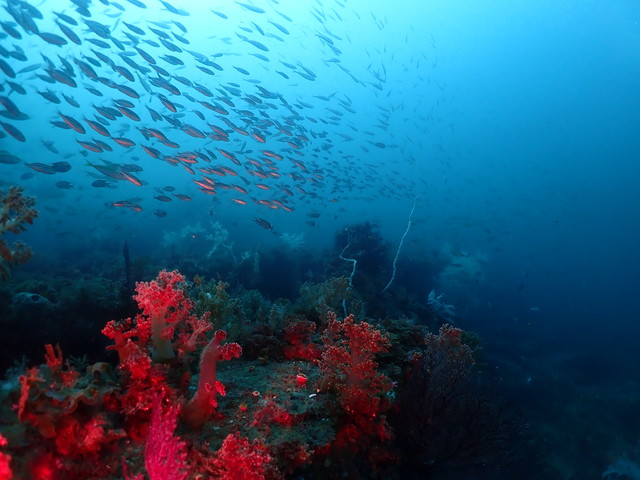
xmin=0 ymin=151 xmax=20 ymax=164
xmin=113 ymin=137 xmax=136 ymax=148
xmin=211 ymin=10 xmax=228 ymax=19
xmin=58 ymin=112 xmax=85 ymax=133
xmin=56 ymin=21 xmax=81 ymax=44
xmin=123 ymin=21 xmax=145 ymax=35
xmin=85 ymin=118 xmax=111 ymax=136
xmin=0 ymin=122 xmax=25 ymax=141
xmin=160 ymin=1 xmax=189 ymax=16
xmin=91 ymin=179 xmax=113 ymax=188
xmin=236 ymin=2 xmax=265 ymax=14
xmin=254 ymin=217 xmax=273 ymax=230
xmin=0 ymin=0 xmax=429 ymax=230
xmin=77 ymin=140 xmax=104 ymax=152
xmin=52 ymin=161 xmax=71 ymax=172
xmin=26 ymin=162 xmax=57 ymax=174
xmin=54 ymin=11 xmax=78 ymax=25
xmin=0 ymin=60 xmax=17 ymax=79
xmin=1 ymin=21 xmax=22 ymax=39
xmin=38 ymin=32 xmax=68 ymax=46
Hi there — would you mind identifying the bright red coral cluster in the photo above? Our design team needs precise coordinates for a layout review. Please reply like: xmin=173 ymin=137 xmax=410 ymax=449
xmin=209 ymin=432 xmax=275 ymax=480
xmin=0 ymin=434 xmax=11 ymax=480
xmin=15 ymin=345 xmax=125 ymax=478
xmin=101 ymin=271 xmax=242 ymax=429
xmin=133 ymin=269 xmax=194 ymax=361
xmin=6 ymin=269 xmax=425 ymax=479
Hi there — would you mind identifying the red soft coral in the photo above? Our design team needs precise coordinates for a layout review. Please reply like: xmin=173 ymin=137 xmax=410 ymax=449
xmin=283 ymin=319 xmax=321 ymax=361
xmin=0 ymin=434 xmax=12 ymax=480
xmin=210 ymin=432 xmax=277 ymax=480
xmin=182 ymin=330 xmax=242 ymax=429
xmin=320 ymin=312 xmax=392 ymax=417
xmin=134 ymin=270 xmax=193 ymax=362
xmin=124 ymin=393 xmax=189 ymax=480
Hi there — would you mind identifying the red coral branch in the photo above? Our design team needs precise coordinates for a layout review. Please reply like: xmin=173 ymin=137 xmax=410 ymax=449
xmin=182 ymin=330 xmax=242 ymax=430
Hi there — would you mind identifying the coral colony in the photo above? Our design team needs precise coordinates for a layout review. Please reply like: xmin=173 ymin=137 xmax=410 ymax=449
xmin=0 ymin=264 xmax=523 ymax=479
xmin=0 ymin=188 xmax=524 ymax=478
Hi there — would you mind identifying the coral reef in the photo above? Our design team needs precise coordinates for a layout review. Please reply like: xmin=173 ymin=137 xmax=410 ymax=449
xmin=0 ymin=268 xmax=528 ymax=479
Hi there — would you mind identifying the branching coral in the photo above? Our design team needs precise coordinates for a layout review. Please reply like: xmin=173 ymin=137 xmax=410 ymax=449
xmin=0 ymin=185 xmax=38 ymax=280
xmin=319 ymin=312 xmax=392 ymax=418
xmin=209 ymin=432 xmax=276 ymax=480
xmin=392 ymin=324 xmax=527 ymax=475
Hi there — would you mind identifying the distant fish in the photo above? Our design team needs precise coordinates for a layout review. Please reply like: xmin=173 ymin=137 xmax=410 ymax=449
xmin=0 ymin=121 xmax=25 ymax=142
xmin=59 ymin=112 xmax=85 ymax=133
xmin=124 ymin=0 xmax=147 ymax=8
xmin=0 ymin=151 xmax=20 ymax=164
xmin=52 ymin=161 xmax=71 ymax=172
xmin=160 ymin=0 xmax=189 ymax=16
xmin=0 ymin=59 xmax=16 ymax=78
xmin=211 ymin=10 xmax=228 ymax=19
xmin=55 ymin=181 xmax=74 ymax=189
xmin=26 ymin=162 xmax=57 ymax=174
xmin=254 ymin=217 xmax=273 ymax=230
xmin=236 ymin=2 xmax=266 ymax=14
xmin=91 ymin=179 xmax=114 ymax=188
xmin=53 ymin=11 xmax=78 ymax=25
xmin=37 ymin=32 xmax=68 ymax=46
xmin=41 ymin=140 xmax=59 ymax=154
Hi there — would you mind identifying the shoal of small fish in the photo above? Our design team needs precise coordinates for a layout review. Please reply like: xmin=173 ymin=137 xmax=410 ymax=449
xmin=0 ymin=0 xmax=436 ymax=226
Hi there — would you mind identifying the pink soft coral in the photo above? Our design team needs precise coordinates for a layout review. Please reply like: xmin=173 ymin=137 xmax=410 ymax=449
xmin=0 ymin=434 xmax=12 ymax=480
xmin=124 ymin=393 xmax=189 ymax=480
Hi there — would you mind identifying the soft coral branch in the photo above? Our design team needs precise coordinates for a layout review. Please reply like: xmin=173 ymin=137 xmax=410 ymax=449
xmin=182 ymin=330 xmax=242 ymax=430
xmin=124 ymin=393 xmax=189 ymax=480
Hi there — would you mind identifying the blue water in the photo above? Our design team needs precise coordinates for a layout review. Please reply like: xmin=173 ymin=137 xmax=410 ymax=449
xmin=1 ymin=0 xmax=640 ymax=477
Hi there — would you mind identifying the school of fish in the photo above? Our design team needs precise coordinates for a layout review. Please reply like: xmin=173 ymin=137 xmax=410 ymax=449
xmin=0 ymin=0 xmax=439 ymax=228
